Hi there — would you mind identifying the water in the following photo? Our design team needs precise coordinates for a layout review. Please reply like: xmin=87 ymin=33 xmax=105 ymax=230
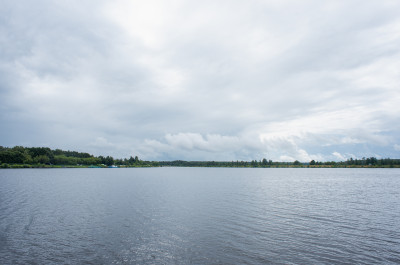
xmin=0 ymin=168 xmax=400 ymax=264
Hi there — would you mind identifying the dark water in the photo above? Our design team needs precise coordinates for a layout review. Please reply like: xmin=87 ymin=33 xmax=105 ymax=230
xmin=1 ymin=168 xmax=400 ymax=264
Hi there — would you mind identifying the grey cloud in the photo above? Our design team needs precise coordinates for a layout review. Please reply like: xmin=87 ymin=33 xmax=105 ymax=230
xmin=1 ymin=0 xmax=400 ymax=161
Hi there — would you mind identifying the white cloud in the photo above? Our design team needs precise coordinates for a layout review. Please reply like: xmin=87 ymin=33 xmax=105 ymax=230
xmin=139 ymin=132 xmax=323 ymax=162
xmin=332 ymin=152 xmax=345 ymax=161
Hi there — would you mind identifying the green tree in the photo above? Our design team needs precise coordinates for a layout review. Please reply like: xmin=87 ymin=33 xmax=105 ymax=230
xmin=105 ymin=156 xmax=114 ymax=166
xmin=34 ymin=155 xmax=50 ymax=164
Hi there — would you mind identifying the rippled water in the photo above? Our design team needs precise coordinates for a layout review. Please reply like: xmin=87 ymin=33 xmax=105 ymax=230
xmin=1 ymin=168 xmax=400 ymax=264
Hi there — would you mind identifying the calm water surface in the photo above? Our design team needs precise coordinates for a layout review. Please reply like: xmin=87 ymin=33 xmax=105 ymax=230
xmin=0 ymin=168 xmax=400 ymax=264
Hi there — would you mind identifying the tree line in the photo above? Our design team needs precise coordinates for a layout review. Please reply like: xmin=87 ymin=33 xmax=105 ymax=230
xmin=159 ymin=157 xmax=400 ymax=168
xmin=0 ymin=146 xmax=155 ymax=167
xmin=1 ymin=146 xmax=399 ymax=168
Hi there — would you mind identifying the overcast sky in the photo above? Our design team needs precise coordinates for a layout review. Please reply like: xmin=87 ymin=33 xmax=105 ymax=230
xmin=1 ymin=0 xmax=400 ymax=161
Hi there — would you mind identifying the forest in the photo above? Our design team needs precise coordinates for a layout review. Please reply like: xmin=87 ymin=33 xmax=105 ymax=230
xmin=1 ymin=146 xmax=399 ymax=168
xmin=0 ymin=146 xmax=156 ymax=168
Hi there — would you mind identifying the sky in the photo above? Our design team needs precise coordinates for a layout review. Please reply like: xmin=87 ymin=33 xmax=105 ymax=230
xmin=1 ymin=0 xmax=400 ymax=161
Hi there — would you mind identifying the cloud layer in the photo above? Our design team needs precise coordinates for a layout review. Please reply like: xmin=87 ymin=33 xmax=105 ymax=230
xmin=1 ymin=0 xmax=400 ymax=161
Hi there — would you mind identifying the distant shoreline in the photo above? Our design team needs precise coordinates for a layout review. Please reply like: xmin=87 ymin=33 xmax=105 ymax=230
xmin=1 ymin=146 xmax=399 ymax=169
xmin=1 ymin=164 xmax=399 ymax=169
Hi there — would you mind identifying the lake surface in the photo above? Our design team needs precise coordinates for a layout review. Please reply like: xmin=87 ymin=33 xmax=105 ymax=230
xmin=1 ymin=168 xmax=400 ymax=264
